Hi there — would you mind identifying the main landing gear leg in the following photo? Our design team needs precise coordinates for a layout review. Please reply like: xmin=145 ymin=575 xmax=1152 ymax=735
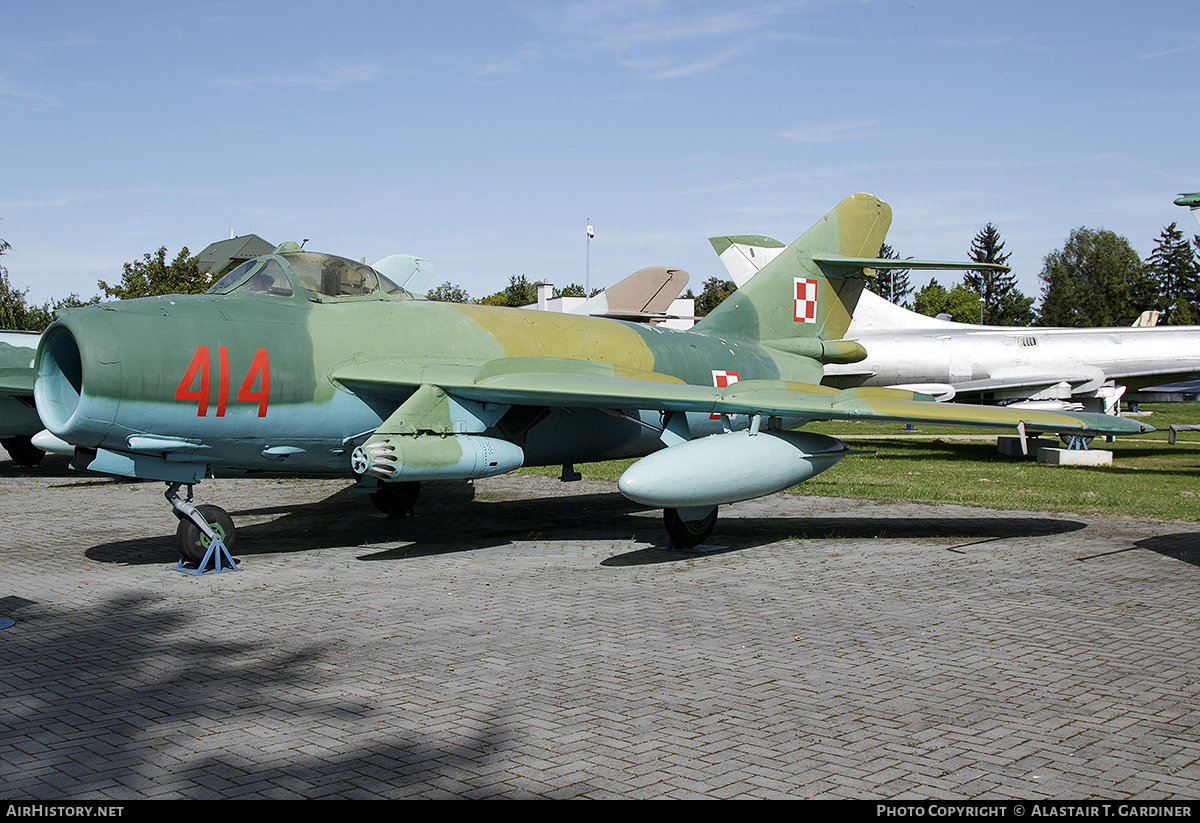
xmin=167 ymin=482 xmax=239 ymax=574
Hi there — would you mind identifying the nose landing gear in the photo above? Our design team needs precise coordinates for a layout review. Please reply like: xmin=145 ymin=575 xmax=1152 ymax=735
xmin=166 ymin=483 xmax=239 ymax=574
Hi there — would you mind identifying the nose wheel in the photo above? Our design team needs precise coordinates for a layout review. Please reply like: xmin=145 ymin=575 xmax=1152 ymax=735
xmin=166 ymin=483 xmax=238 ymax=572
xmin=176 ymin=504 xmax=236 ymax=564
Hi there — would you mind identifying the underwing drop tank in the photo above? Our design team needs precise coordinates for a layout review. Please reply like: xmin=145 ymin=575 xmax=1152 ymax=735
xmin=617 ymin=429 xmax=848 ymax=509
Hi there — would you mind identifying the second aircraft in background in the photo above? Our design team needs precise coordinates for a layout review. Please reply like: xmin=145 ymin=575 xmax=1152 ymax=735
xmin=711 ymin=234 xmax=1200 ymax=414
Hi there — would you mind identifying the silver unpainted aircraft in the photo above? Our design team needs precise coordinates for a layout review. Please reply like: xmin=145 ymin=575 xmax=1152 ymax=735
xmin=711 ymin=234 xmax=1200 ymax=414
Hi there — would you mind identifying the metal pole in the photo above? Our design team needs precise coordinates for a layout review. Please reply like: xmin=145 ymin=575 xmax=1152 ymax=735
xmin=586 ymin=219 xmax=594 ymax=294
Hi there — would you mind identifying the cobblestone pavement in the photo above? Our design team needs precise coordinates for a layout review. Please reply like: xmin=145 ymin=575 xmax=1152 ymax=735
xmin=1 ymin=453 xmax=1198 ymax=799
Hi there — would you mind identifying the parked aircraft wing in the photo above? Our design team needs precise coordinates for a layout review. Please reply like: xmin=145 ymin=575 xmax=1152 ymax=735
xmin=1098 ymin=361 xmax=1200 ymax=383
xmin=0 ymin=372 xmax=32 ymax=396
xmin=948 ymin=361 xmax=1200 ymax=397
xmin=330 ymin=355 xmax=1150 ymax=437
xmin=0 ymin=330 xmax=45 ymax=464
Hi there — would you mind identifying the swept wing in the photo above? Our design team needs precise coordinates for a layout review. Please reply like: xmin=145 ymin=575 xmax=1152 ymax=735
xmin=331 ymin=355 xmax=1147 ymax=436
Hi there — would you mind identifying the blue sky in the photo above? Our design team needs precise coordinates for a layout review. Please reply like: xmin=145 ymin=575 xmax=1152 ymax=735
xmin=2 ymin=0 xmax=1198 ymax=307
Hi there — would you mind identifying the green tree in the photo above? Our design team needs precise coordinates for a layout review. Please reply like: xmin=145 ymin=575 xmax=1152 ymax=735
xmin=912 ymin=279 xmax=981 ymax=323
xmin=98 ymin=246 xmax=211 ymax=300
xmin=1038 ymin=228 xmax=1155 ymax=327
xmin=17 ymin=293 xmax=100 ymax=332
xmin=476 ymin=274 xmax=539 ymax=307
xmin=0 ymin=239 xmax=29 ymax=329
xmin=1145 ymin=222 xmax=1199 ymax=324
xmin=1170 ymin=295 xmax=1194 ymax=326
xmin=993 ymin=288 xmax=1036 ymax=327
xmin=554 ymin=283 xmax=587 ymax=298
xmin=425 ymin=281 xmax=472 ymax=303
xmin=694 ymin=277 xmax=735 ymax=317
xmin=0 ymin=240 xmax=100 ymax=330
xmin=962 ymin=223 xmax=1033 ymax=325
xmin=874 ymin=243 xmax=912 ymax=306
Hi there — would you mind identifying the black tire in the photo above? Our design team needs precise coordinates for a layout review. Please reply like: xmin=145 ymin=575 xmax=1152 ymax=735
xmin=370 ymin=481 xmax=420 ymax=518
xmin=1 ymin=436 xmax=45 ymax=467
xmin=664 ymin=507 xmax=718 ymax=548
xmin=176 ymin=505 xmax=236 ymax=565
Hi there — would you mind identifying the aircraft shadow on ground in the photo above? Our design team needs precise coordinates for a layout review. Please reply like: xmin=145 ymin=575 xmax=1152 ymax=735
xmin=84 ymin=484 xmax=1090 ymax=568
xmin=1132 ymin=533 xmax=1200 ymax=567
xmin=0 ymin=454 xmax=79 ymax=478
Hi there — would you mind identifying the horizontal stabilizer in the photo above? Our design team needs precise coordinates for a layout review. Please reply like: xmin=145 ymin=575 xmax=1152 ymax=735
xmin=812 ymin=254 xmax=1010 ymax=275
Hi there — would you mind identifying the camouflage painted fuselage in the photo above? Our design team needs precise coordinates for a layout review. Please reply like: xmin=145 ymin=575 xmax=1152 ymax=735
xmin=35 ymin=275 xmax=821 ymax=481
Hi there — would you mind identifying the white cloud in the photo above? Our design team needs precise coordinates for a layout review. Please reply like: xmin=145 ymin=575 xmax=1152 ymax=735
xmin=508 ymin=0 xmax=810 ymax=79
xmin=217 ymin=61 xmax=394 ymax=91
xmin=778 ymin=120 xmax=878 ymax=143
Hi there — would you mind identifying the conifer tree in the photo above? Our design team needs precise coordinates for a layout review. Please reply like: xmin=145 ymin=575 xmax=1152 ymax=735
xmin=1145 ymin=222 xmax=1199 ymax=324
xmin=875 ymin=243 xmax=912 ymax=306
xmin=962 ymin=223 xmax=1032 ymax=325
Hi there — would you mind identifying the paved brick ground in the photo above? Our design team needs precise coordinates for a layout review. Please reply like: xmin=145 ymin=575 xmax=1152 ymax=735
xmin=1 ymin=453 xmax=1198 ymax=799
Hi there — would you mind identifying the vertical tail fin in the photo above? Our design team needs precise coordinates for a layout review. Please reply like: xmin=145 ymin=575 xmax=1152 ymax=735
xmin=694 ymin=193 xmax=891 ymax=344
xmin=708 ymin=235 xmax=786 ymax=287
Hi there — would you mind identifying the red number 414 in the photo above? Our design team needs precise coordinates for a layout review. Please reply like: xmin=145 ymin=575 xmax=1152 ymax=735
xmin=175 ymin=346 xmax=270 ymax=417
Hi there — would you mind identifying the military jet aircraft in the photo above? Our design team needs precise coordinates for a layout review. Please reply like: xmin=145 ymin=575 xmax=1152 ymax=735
xmin=34 ymin=194 xmax=1150 ymax=560
xmin=1176 ymin=192 xmax=1200 ymax=230
xmin=712 ymin=235 xmax=1200 ymax=414
xmin=0 ymin=330 xmax=44 ymax=466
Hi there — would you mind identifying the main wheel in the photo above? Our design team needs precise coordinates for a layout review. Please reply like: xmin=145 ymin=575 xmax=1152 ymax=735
xmin=1 ymin=436 xmax=45 ymax=467
xmin=370 ymin=481 xmax=420 ymax=518
xmin=176 ymin=505 xmax=236 ymax=565
xmin=663 ymin=507 xmax=718 ymax=548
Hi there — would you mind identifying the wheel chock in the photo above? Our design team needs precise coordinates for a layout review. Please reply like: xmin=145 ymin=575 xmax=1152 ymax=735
xmin=175 ymin=536 xmax=240 ymax=575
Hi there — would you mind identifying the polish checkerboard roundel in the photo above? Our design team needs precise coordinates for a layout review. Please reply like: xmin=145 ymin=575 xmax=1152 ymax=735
xmin=710 ymin=370 xmax=739 ymax=419
xmin=794 ymin=277 xmax=818 ymax=323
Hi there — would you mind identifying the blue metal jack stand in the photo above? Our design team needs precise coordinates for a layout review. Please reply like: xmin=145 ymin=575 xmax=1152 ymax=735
xmin=1063 ymin=435 xmax=1090 ymax=451
xmin=166 ymin=481 xmax=239 ymax=575
xmin=175 ymin=537 xmax=239 ymax=575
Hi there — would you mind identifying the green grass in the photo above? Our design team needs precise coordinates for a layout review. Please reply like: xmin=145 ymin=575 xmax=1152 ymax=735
xmin=518 ymin=403 xmax=1200 ymax=522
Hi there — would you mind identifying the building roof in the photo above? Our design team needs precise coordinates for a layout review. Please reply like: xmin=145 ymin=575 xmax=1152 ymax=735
xmin=196 ymin=234 xmax=275 ymax=277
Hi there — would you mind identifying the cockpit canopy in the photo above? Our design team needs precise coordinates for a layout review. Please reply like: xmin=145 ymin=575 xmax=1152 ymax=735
xmin=207 ymin=251 xmax=412 ymax=300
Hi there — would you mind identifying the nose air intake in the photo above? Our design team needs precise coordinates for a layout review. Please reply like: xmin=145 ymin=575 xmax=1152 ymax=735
xmin=34 ymin=326 xmax=85 ymax=433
